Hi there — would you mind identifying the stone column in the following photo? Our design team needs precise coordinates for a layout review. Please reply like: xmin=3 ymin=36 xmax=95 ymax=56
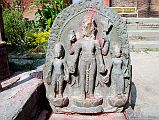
xmin=0 ymin=1 xmax=10 ymax=82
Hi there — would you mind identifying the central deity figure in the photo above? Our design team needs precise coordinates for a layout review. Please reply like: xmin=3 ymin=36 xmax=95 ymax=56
xmin=69 ymin=16 xmax=105 ymax=99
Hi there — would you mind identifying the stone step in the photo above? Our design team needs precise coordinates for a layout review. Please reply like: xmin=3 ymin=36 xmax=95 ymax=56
xmin=127 ymin=24 xmax=159 ymax=30
xmin=129 ymin=40 xmax=159 ymax=51
xmin=128 ymin=30 xmax=159 ymax=41
xmin=123 ymin=18 xmax=159 ymax=25
xmin=122 ymin=18 xmax=159 ymax=41
xmin=125 ymin=18 xmax=159 ymax=31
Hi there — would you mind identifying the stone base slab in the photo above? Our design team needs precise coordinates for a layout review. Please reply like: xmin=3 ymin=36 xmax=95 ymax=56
xmin=49 ymin=113 xmax=127 ymax=120
xmin=71 ymin=105 xmax=103 ymax=114
xmin=72 ymin=96 xmax=103 ymax=107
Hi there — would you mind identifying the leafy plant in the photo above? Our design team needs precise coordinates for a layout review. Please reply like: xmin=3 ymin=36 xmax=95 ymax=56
xmin=31 ymin=0 xmax=70 ymax=32
xmin=26 ymin=31 xmax=50 ymax=53
xmin=3 ymin=8 xmax=31 ymax=52
xmin=3 ymin=0 xmax=70 ymax=53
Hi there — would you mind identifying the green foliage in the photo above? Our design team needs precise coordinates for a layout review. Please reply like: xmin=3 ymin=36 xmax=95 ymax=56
xmin=3 ymin=0 xmax=70 ymax=53
xmin=31 ymin=0 xmax=70 ymax=32
xmin=3 ymin=7 xmax=33 ymax=52
xmin=26 ymin=31 xmax=50 ymax=53
xmin=3 ymin=6 xmax=50 ymax=53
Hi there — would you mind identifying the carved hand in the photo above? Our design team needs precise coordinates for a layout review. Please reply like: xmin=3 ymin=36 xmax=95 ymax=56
xmin=99 ymin=64 xmax=105 ymax=73
xmin=102 ymin=30 xmax=107 ymax=41
xmin=64 ymin=75 xmax=71 ymax=83
xmin=46 ymin=79 xmax=51 ymax=85
xmin=103 ymin=75 xmax=109 ymax=83
xmin=69 ymin=64 xmax=76 ymax=74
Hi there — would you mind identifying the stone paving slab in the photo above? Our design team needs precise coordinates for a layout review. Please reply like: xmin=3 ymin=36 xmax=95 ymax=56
xmin=131 ymin=51 xmax=159 ymax=119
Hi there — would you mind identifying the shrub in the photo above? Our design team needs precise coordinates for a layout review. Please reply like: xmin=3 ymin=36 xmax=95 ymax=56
xmin=26 ymin=30 xmax=50 ymax=53
xmin=31 ymin=0 xmax=70 ymax=32
xmin=3 ymin=8 xmax=32 ymax=52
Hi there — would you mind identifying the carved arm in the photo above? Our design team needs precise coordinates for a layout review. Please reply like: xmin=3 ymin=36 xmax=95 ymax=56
xmin=95 ymin=41 xmax=105 ymax=73
xmin=102 ymin=31 xmax=110 ymax=56
xmin=46 ymin=62 xmax=54 ymax=85
xmin=69 ymin=41 xmax=81 ymax=74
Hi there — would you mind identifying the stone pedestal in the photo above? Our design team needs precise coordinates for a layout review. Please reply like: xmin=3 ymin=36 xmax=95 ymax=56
xmin=0 ymin=41 xmax=10 ymax=80
xmin=49 ymin=113 xmax=127 ymax=120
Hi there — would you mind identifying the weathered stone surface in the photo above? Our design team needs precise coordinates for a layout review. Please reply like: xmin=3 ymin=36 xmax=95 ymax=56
xmin=44 ymin=0 xmax=131 ymax=114
xmin=131 ymin=51 xmax=159 ymax=119
xmin=49 ymin=113 xmax=127 ymax=120
xmin=72 ymin=97 xmax=103 ymax=107
xmin=71 ymin=105 xmax=103 ymax=114
xmin=0 ymin=71 xmax=43 ymax=120
xmin=51 ymin=97 xmax=69 ymax=107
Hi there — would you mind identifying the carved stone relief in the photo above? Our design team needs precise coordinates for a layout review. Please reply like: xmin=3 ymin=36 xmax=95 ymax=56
xmin=44 ymin=0 xmax=132 ymax=114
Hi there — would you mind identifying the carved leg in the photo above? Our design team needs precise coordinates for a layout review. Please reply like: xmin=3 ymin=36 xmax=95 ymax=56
xmin=117 ymin=75 xmax=124 ymax=95
xmin=88 ymin=60 xmax=96 ymax=98
xmin=79 ymin=60 xmax=86 ymax=99
xmin=113 ymin=76 xmax=118 ymax=96
xmin=52 ymin=75 xmax=57 ymax=98
xmin=59 ymin=79 xmax=64 ymax=98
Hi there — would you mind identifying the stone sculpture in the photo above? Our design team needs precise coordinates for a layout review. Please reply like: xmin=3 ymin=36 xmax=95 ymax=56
xmin=46 ymin=43 xmax=69 ymax=109
xmin=44 ymin=0 xmax=132 ymax=114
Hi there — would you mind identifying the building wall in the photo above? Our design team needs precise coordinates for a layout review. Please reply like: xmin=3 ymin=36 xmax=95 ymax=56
xmin=111 ymin=0 xmax=137 ymax=7
xmin=137 ymin=0 xmax=150 ymax=17
xmin=111 ymin=0 xmax=159 ymax=17
xmin=103 ymin=0 xmax=110 ymax=6
xmin=150 ymin=0 xmax=159 ymax=17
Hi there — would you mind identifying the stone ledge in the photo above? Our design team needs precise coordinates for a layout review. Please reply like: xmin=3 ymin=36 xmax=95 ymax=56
xmin=0 ymin=71 xmax=45 ymax=120
xmin=49 ymin=113 xmax=127 ymax=120
xmin=130 ymin=41 xmax=159 ymax=51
